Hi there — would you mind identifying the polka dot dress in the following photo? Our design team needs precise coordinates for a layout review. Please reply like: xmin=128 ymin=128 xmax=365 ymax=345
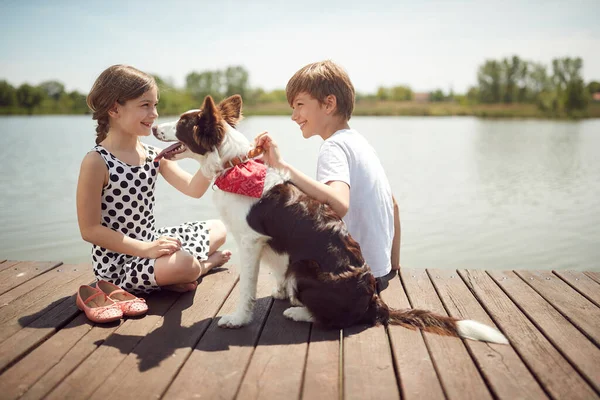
xmin=91 ymin=143 xmax=211 ymax=294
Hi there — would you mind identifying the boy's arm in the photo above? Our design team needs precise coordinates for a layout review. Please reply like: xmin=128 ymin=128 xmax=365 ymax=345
xmin=281 ymin=161 xmax=350 ymax=217
xmin=255 ymin=132 xmax=350 ymax=217
xmin=390 ymin=195 xmax=401 ymax=270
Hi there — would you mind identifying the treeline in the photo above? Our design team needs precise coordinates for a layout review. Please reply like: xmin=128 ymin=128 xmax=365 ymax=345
xmin=466 ymin=56 xmax=596 ymax=117
xmin=0 ymin=80 xmax=88 ymax=115
xmin=1 ymin=56 xmax=599 ymax=117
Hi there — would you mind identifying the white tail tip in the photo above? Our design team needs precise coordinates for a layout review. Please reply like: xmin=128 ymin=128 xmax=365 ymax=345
xmin=457 ymin=320 xmax=509 ymax=344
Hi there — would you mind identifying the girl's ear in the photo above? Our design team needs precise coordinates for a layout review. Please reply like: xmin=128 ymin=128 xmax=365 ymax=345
xmin=108 ymin=102 xmax=120 ymax=118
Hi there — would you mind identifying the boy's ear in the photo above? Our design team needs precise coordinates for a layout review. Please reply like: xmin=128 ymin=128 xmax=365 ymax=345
xmin=324 ymin=95 xmax=337 ymax=115
xmin=218 ymin=95 xmax=243 ymax=127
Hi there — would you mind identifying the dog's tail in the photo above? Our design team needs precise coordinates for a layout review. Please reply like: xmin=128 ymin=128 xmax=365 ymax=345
xmin=372 ymin=296 xmax=508 ymax=344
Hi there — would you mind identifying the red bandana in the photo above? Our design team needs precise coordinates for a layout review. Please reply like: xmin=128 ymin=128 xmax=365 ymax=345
xmin=214 ymin=159 xmax=267 ymax=198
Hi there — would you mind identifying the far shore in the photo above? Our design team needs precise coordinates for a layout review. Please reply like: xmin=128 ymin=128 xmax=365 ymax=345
xmin=2 ymin=101 xmax=599 ymax=119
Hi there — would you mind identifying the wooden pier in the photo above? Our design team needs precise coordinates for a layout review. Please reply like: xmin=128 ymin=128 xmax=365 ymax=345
xmin=0 ymin=259 xmax=598 ymax=399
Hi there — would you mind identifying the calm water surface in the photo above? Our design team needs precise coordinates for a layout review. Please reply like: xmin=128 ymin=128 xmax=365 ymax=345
xmin=0 ymin=115 xmax=598 ymax=271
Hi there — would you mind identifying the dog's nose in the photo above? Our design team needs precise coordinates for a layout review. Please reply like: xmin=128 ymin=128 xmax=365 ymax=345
xmin=152 ymin=126 xmax=158 ymax=136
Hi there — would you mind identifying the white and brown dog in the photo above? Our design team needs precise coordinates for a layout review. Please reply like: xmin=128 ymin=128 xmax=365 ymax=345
xmin=152 ymin=94 xmax=508 ymax=343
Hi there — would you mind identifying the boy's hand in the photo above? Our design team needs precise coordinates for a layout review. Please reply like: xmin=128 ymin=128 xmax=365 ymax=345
xmin=254 ymin=132 xmax=284 ymax=169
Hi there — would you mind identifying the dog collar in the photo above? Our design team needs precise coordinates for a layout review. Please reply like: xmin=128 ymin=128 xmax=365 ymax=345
xmin=223 ymin=146 xmax=264 ymax=169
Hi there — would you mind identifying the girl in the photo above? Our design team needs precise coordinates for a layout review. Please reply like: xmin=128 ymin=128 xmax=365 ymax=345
xmin=77 ymin=64 xmax=231 ymax=294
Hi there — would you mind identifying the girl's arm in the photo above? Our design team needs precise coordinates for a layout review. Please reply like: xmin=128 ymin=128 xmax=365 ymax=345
xmin=158 ymin=158 xmax=211 ymax=199
xmin=390 ymin=195 xmax=401 ymax=270
xmin=77 ymin=153 xmax=179 ymax=258
xmin=255 ymin=132 xmax=350 ymax=217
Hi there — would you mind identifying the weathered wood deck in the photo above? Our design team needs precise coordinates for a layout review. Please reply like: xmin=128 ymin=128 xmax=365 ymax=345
xmin=0 ymin=260 xmax=598 ymax=399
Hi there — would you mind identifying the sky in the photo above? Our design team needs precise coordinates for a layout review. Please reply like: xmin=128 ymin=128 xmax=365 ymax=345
xmin=1 ymin=0 xmax=599 ymax=95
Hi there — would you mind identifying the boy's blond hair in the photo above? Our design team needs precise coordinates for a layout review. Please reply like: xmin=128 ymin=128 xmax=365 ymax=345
xmin=286 ymin=60 xmax=355 ymax=121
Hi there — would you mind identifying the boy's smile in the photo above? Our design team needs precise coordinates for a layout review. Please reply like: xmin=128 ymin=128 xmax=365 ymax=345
xmin=291 ymin=92 xmax=327 ymax=139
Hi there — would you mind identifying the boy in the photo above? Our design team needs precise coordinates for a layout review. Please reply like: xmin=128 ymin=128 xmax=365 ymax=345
xmin=254 ymin=60 xmax=400 ymax=278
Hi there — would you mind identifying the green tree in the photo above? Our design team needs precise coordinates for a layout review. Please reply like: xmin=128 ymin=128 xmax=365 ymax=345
xmin=39 ymin=80 xmax=65 ymax=101
xmin=0 ymin=80 xmax=17 ymax=107
xmin=224 ymin=66 xmax=249 ymax=98
xmin=477 ymin=60 xmax=502 ymax=103
xmin=16 ymin=84 xmax=43 ymax=114
xmin=587 ymin=81 xmax=600 ymax=94
xmin=186 ymin=70 xmax=224 ymax=102
xmin=551 ymin=57 xmax=588 ymax=113
xmin=429 ymin=89 xmax=445 ymax=102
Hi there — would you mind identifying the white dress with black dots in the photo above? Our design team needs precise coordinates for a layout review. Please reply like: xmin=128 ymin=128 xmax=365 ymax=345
xmin=91 ymin=143 xmax=211 ymax=294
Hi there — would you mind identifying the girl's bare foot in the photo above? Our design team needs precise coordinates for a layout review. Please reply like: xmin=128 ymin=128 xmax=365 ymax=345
xmin=201 ymin=250 xmax=232 ymax=275
xmin=164 ymin=281 xmax=198 ymax=293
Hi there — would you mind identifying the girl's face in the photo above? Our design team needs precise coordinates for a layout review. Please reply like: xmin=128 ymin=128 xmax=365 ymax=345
xmin=111 ymin=87 xmax=159 ymax=137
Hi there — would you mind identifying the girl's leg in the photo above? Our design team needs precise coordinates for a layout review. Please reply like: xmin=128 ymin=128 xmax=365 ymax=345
xmin=154 ymin=250 xmax=202 ymax=292
xmin=154 ymin=220 xmax=232 ymax=292
xmin=202 ymin=219 xmax=232 ymax=274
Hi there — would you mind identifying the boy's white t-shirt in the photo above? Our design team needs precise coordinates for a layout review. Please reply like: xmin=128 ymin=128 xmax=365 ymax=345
xmin=316 ymin=128 xmax=394 ymax=278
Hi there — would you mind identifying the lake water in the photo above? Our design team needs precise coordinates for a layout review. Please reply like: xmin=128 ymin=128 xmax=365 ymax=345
xmin=0 ymin=115 xmax=598 ymax=271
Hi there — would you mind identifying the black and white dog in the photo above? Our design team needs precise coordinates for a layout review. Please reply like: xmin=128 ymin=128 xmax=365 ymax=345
xmin=152 ymin=94 xmax=507 ymax=343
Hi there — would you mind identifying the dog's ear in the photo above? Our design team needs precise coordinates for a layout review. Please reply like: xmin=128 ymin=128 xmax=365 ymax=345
xmin=218 ymin=95 xmax=243 ymax=127
xmin=193 ymin=96 xmax=225 ymax=152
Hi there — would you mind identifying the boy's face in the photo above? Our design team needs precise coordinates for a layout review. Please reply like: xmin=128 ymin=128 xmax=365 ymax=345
xmin=290 ymin=92 xmax=329 ymax=139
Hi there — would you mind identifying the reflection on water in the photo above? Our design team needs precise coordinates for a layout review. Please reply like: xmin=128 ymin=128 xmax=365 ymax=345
xmin=0 ymin=115 xmax=598 ymax=271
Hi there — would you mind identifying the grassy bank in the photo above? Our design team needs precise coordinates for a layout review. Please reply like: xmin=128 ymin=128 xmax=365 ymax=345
xmin=2 ymin=102 xmax=599 ymax=119
xmin=243 ymin=101 xmax=600 ymax=119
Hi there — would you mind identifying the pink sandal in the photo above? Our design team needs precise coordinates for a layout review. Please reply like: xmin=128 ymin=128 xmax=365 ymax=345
xmin=76 ymin=285 xmax=123 ymax=323
xmin=97 ymin=280 xmax=148 ymax=317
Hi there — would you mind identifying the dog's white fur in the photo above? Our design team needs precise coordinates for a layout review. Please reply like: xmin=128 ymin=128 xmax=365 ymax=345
xmin=155 ymin=118 xmax=296 ymax=327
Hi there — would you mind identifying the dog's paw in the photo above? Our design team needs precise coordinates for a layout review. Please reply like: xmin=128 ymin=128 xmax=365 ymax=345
xmin=271 ymin=286 xmax=287 ymax=300
xmin=289 ymin=296 xmax=303 ymax=307
xmin=283 ymin=307 xmax=314 ymax=323
xmin=218 ymin=313 xmax=252 ymax=328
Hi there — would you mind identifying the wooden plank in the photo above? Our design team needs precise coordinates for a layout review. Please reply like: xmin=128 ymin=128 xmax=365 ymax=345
xmin=0 ymin=264 xmax=91 ymax=342
xmin=236 ymin=295 xmax=311 ymax=399
xmin=301 ymin=325 xmax=340 ymax=400
xmin=16 ymin=291 xmax=179 ymax=400
xmin=459 ymin=269 xmax=598 ymax=400
xmin=401 ymin=268 xmax=493 ymax=400
xmin=554 ymin=270 xmax=600 ymax=308
xmin=0 ymin=314 xmax=119 ymax=399
xmin=428 ymin=269 xmax=548 ymax=400
xmin=163 ymin=273 xmax=272 ymax=400
xmin=87 ymin=268 xmax=238 ymax=400
xmin=0 ymin=263 xmax=87 ymax=312
xmin=344 ymin=324 xmax=398 ymax=400
xmin=42 ymin=290 xmax=181 ymax=400
xmin=516 ymin=270 xmax=600 ymax=346
xmin=0 ymin=260 xmax=20 ymax=273
xmin=0 ymin=261 xmax=62 ymax=295
xmin=378 ymin=272 xmax=445 ymax=400
xmin=0 ymin=267 xmax=95 ymax=372
xmin=585 ymin=271 xmax=600 ymax=285
xmin=489 ymin=270 xmax=600 ymax=393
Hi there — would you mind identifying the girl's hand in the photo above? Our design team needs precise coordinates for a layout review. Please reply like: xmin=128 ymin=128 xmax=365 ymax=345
xmin=144 ymin=236 xmax=181 ymax=259
xmin=254 ymin=132 xmax=284 ymax=169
